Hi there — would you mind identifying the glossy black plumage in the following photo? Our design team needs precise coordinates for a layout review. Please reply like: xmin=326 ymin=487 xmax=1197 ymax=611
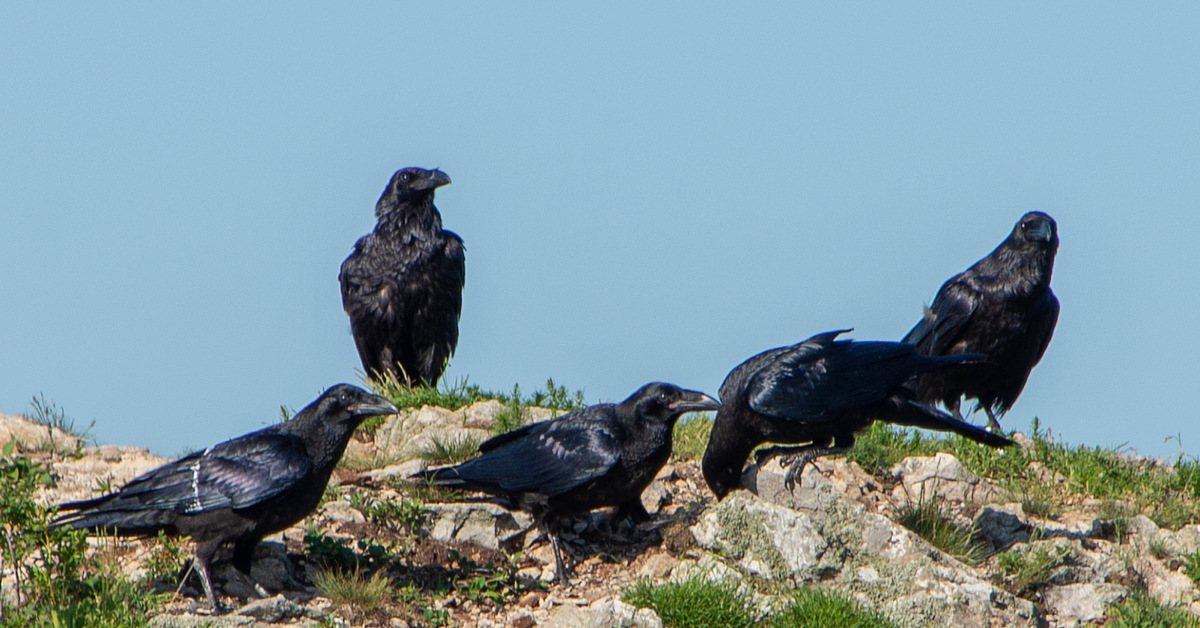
xmin=702 ymin=331 xmax=1013 ymax=500
xmin=51 ymin=384 xmax=397 ymax=610
xmin=903 ymin=211 xmax=1059 ymax=431
xmin=340 ymin=167 xmax=465 ymax=386
xmin=422 ymin=382 xmax=719 ymax=581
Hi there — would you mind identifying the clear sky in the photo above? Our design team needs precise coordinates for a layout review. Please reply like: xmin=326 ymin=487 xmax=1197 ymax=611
xmin=2 ymin=4 xmax=1197 ymax=460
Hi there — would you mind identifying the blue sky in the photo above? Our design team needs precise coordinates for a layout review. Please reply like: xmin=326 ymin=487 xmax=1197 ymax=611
xmin=2 ymin=4 xmax=1197 ymax=459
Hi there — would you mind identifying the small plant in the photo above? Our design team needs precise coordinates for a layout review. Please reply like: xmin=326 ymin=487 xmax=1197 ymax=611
xmin=354 ymin=492 xmax=428 ymax=534
xmin=313 ymin=567 xmax=394 ymax=614
xmin=492 ymin=385 xmax=526 ymax=435
xmin=895 ymin=492 xmax=988 ymax=565
xmin=304 ymin=530 xmax=395 ymax=574
xmin=1183 ymin=550 xmax=1200 ymax=587
xmin=442 ymin=549 xmax=530 ymax=605
xmin=1107 ymin=590 xmax=1200 ymax=627
xmin=419 ymin=434 xmax=482 ymax=465
xmin=1148 ymin=537 xmax=1173 ymax=561
xmin=995 ymin=543 xmax=1071 ymax=596
xmin=142 ymin=530 xmax=189 ymax=586
xmin=0 ymin=441 xmax=165 ymax=625
xmin=770 ymin=587 xmax=897 ymax=628
xmin=623 ymin=574 xmax=757 ymax=628
xmin=23 ymin=393 xmax=93 ymax=455
xmin=672 ymin=414 xmax=714 ymax=463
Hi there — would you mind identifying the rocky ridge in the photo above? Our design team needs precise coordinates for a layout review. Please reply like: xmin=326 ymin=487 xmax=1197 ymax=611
xmin=3 ymin=404 xmax=1200 ymax=627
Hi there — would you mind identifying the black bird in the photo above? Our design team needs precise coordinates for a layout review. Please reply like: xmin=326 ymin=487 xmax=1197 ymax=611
xmin=340 ymin=167 xmax=465 ymax=387
xmin=51 ymin=384 xmax=397 ymax=610
xmin=903 ymin=211 xmax=1059 ymax=431
xmin=422 ymin=382 xmax=719 ymax=582
xmin=702 ymin=330 xmax=1014 ymax=500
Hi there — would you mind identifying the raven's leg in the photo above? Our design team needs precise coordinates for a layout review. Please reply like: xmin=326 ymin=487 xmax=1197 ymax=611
xmin=983 ymin=406 xmax=1002 ymax=433
xmin=780 ymin=446 xmax=848 ymax=491
xmin=754 ymin=435 xmax=832 ymax=467
xmin=193 ymin=540 xmax=223 ymax=612
xmin=231 ymin=538 xmax=270 ymax=598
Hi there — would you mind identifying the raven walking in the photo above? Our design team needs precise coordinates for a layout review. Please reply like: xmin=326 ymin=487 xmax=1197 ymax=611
xmin=340 ymin=167 xmax=465 ymax=386
xmin=422 ymin=382 xmax=719 ymax=582
xmin=903 ymin=211 xmax=1059 ymax=431
xmin=702 ymin=331 xmax=1013 ymax=500
xmin=52 ymin=384 xmax=397 ymax=610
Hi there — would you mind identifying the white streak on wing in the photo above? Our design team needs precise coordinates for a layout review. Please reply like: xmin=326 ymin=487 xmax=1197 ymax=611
xmin=190 ymin=446 xmax=211 ymax=512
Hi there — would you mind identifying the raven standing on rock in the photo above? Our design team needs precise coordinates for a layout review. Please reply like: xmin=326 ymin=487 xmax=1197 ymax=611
xmin=903 ymin=211 xmax=1059 ymax=432
xmin=702 ymin=331 xmax=1013 ymax=500
xmin=421 ymin=382 xmax=720 ymax=582
xmin=340 ymin=167 xmax=465 ymax=387
xmin=51 ymin=384 xmax=398 ymax=611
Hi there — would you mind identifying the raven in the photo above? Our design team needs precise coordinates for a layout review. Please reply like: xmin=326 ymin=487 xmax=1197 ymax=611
xmin=340 ymin=167 xmax=465 ymax=387
xmin=51 ymin=384 xmax=397 ymax=610
xmin=701 ymin=330 xmax=1013 ymax=500
xmin=422 ymin=382 xmax=719 ymax=582
xmin=903 ymin=211 xmax=1059 ymax=431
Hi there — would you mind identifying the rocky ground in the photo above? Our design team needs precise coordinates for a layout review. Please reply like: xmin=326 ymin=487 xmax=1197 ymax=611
xmin=5 ymin=403 xmax=1200 ymax=627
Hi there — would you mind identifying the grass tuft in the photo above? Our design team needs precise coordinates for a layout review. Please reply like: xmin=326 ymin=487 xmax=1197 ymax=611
xmin=313 ymin=567 xmax=394 ymax=615
xmin=419 ymin=434 xmax=483 ymax=465
xmin=672 ymin=414 xmax=714 ymax=463
xmin=1107 ymin=590 xmax=1200 ymax=628
xmin=623 ymin=574 xmax=756 ymax=628
xmin=995 ymin=543 xmax=1072 ymax=596
xmin=895 ymin=492 xmax=988 ymax=565
xmin=769 ymin=587 xmax=897 ymax=628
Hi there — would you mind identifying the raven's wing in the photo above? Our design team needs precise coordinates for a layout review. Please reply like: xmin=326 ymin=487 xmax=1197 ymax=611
xmin=1028 ymin=290 xmax=1060 ymax=366
xmin=412 ymin=232 xmax=466 ymax=383
xmin=435 ymin=411 xmax=620 ymax=498
xmin=747 ymin=337 xmax=929 ymax=421
xmin=60 ymin=431 xmax=312 ymax=516
xmin=903 ymin=275 xmax=978 ymax=355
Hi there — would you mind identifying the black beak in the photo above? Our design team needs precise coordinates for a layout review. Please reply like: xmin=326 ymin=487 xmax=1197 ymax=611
xmin=411 ymin=169 xmax=451 ymax=191
xmin=349 ymin=395 xmax=399 ymax=418
xmin=669 ymin=391 xmax=721 ymax=414
xmin=1027 ymin=219 xmax=1054 ymax=242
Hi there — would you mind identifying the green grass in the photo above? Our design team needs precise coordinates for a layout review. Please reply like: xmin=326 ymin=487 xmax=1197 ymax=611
xmin=313 ymin=567 xmax=395 ymax=615
xmin=769 ymin=587 xmax=897 ymax=628
xmin=361 ymin=375 xmax=585 ymax=434
xmin=995 ymin=542 xmax=1072 ymax=596
xmin=848 ymin=420 xmax=1200 ymax=530
xmin=623 ymin=574 xmax=757 ymax=628
xmin=672 ymin=414 xmax=714 ymax=463
xmin=1107 ymin=590 xmax=1200 ymax=628
xmin=0 ymin=442 xmax=166 ymax=626
xmin=419 ymin=434 xmax=483 ymax=465
xmin=894 ymin=492 xmax=988 ymax=565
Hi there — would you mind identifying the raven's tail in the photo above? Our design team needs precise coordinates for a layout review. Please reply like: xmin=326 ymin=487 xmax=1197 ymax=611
xmin=885 ymin=397 xmax=1014 ymax=448
xmin=50 ymin=507 xmax=176 ymax=535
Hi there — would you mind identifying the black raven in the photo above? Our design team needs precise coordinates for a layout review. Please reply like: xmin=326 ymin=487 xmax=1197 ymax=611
xmin=422 ymin=382 xmax=719 ymax=582
xmin=51 ymin=384 xmax=397 ymax=610
xmin=903 ymin=211 xmax=1059 ymax=431
xmin=701 ymin=330 xmax=1013 ymax=500
xmin=340 ymin=167 xmax=465 ymax=387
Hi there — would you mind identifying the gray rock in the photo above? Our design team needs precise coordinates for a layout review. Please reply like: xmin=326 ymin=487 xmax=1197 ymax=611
xmin=424 ymin=502 xmax=532 ymax=552
xmin=639 ymin=480 xmax=671 ymax=516
xmin=890 ymin=452 xmax=1003 ymax=507
xmin=690 ymin=491 xmax=827 ymax=580
xmin=1042 ymin=583 xmax=1127 ymax=626
xmin=974 ymin=503 xmax=1030 ymax=550
xmin=545 ymin=596 xmax=663 ymax=628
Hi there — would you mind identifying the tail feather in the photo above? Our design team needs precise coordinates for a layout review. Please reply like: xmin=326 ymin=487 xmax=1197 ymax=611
xmin=886 ymin=398 xmax=1013 ymax=448
xmin=51 ymin=508 xmax=177 ymax=534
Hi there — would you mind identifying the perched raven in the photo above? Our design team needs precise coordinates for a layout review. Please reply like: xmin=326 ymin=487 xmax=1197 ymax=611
xmin=903 ymin=211 xmax=1059 ymax=431
xmin=340 ymin=167 xmax=465 ymax=387
xmin=52 ymin=384 xmax=397 ymax=610
xmin=702 ymin=331 xmax=1013 ymax=500
xmin=422 ymin=382 xmax=719 ymax=582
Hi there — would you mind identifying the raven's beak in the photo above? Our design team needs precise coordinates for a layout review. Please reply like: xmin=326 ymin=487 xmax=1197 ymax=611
xmin=1027 ymin=219 xmax=1054 ymax=242
xmin=411 ymin=169 xmax=452 ymax=191
xmin=350 ymin=395 xmax=399 ymax=418
xmin=670 ymin=391 xmax=721 ymax=414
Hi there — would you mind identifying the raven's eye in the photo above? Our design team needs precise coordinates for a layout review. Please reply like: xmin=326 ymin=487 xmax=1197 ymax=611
xmin=657 ymin=392 xmax=671 ymax=403
xmin=400 ymin=172 xmax=412 ymax=183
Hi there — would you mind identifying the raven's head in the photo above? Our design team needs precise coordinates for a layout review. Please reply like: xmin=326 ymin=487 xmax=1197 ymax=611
xmin=308 ymin=384 xmax=399 ymax=428
xmin=1011 ymin=211 xmax=1058 ymax=248
xmin=376 ymin=167 xmax=452 ymax=217
xmin=625 ymin=382 xmax=720 ymax=426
